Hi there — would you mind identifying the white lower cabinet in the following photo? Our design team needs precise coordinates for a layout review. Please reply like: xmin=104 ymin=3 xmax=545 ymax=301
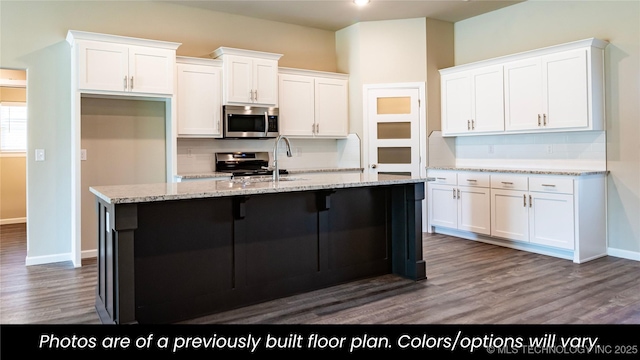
xmin=490 ymin=175 xmax=574 ymax=250
xmin=427 ymin=171 xmax=490 ymax=236
xmin=428 ymin=169 xmax=607 ymax=263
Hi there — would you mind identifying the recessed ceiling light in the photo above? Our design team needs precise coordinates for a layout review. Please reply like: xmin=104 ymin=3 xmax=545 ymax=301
xmin=354 ymin=0 xmax=370 ymax=6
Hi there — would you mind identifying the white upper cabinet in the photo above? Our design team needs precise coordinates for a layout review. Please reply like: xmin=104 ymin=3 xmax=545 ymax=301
xmin=278 ymin=68 xmax=349 ymax=138
xmin=441 ymin=65 xmax=504 ymax=136
xmin=505 ymin=49 xmax=590 ymax=131
xmin=67 ymin=31 xmax=180 ymax=96
xmin=440 ymin=38 xmax=607 ymax=137
xmin=210 ymin=47 xmax=282 ymax=106
xmin=176 ymin=57 xmax=222 ymax=138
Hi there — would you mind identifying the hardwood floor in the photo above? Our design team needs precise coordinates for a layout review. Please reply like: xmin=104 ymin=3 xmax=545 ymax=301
xmin=1 ymin=223 xmax=638 ymax=324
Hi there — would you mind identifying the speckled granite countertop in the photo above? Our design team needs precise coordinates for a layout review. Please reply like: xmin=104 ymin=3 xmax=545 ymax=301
xmin=175 ymin=168 xmax=363 ymax=180
xmin=91 ymin=172 xmax=423 ymax=205
xmin=427 ymin=166 xmax=608 ymax=176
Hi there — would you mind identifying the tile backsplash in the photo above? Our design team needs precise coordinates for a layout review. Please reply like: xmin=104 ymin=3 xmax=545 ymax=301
xmin=454 ymin=131 xmax=606 ymax=170
xmin=177 ymin=134 xmax=361 ymax=174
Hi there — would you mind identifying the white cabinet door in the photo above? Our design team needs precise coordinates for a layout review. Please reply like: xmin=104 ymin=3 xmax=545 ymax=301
xmin=77 ymin=40 xmax=174 ymax=95
xmin=176 ymin=63 xmax=222 ymax=137
xmin=543 ymin=49 xmax=588 ymax=130
xmin=225 ymin=55 xmax=254 ymax=104
xmin=253 ymin=58 xmax=278 ymax=106
xmin=314 ymin=77 xmax=348 ymax=137
xmin=441 ymin=71 xmax=472 ymax=135
xmin=529 ymin=192 xmax=575 ymax=250
xmin=128 ymin=46 xmax=175 ymax=95
xmin=78 ymin=40 xmax=129 ymax=92
xmin=441 ymin=66 xmax=504 ymax=135
xmin=458 ymin=186 xmax=491 ymax=235
xmin=224 ymin=56 xmax=278 ymax=106
xmin=471 ymin=66 xmax=504 ymax=133
xmin=491 ymin=188 xmax=529 ymax=242
xmin=428 ymin=184 xmax=458 ymax=229
xmin=504 ymin=58 xmax=543 ymax=131
xmin=278 ymin=74 xmax=315 ymax=136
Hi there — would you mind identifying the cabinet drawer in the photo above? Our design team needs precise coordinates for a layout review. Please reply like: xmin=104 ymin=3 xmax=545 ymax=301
xmin=457 ymin=172 xmax=490 ymax=188
xmin=529 ymin=176 xmax=573 ymax=194
xmin=491 ymin=174 xmax=528 ymax=190
xmin=427 ymin=170 xmax=457 ymax=185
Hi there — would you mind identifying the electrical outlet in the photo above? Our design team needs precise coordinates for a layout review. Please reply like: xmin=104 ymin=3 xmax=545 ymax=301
xmin=547 ymin=145 xmax=553 ymax=154
xmin=80 ymin=149 xmax=87 ymax=161
xmin=35 ymin=149 xmax=45 ymax=162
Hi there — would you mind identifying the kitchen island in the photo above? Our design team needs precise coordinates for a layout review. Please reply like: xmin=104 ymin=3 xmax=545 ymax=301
xmin=90 ymin=173 xmax=426 ymax=324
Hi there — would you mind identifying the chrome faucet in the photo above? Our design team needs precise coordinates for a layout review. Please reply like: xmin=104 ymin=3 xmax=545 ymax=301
xmin=272 ymin=135 xmax=292 ymax=181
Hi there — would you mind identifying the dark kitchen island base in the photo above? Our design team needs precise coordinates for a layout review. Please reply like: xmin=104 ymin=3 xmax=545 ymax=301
xmin=94 ymin=181 xmax=425 ymax=324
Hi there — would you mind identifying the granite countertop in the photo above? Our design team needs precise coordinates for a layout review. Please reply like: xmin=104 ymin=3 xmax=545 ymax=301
xmin=175 ymin=168 xmax=363 ymax=180
xmin=90 ymin=172 xmax=423 ymax=205
xmin=427 ymin=166 xmax=608 ymax=176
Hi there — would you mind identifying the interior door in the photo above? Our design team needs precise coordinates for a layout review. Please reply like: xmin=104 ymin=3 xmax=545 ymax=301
xmin=366 ymin=87 xmax=422 ymax=177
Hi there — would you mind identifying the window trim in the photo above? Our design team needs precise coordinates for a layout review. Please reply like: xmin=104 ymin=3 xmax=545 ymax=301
xmin=0 ymin=101 xmax=27 ymax=153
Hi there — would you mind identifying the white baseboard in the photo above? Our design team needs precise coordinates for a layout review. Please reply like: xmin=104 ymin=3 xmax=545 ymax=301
xmin=82 ymin=249 xmax=97 ymax=259
xmin=0 ymin=217 xmax=26 ymax=225
xmin=25 ymin=252 xmax=72 ymax=266
xmin=607 ymin=247 xmax=640 ymax=261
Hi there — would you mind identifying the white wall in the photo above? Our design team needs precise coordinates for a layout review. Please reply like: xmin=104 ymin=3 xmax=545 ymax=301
xmin=454 ymin=0 xmax=640 ymax=257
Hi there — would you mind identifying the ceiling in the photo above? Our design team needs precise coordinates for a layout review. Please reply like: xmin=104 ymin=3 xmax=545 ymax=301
xmin=162 ymin=0 xmax=524 ymax=31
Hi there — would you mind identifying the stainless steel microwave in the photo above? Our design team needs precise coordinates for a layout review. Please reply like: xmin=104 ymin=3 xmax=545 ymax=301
xmin=222 ymin=105 xmax=279 ymax=139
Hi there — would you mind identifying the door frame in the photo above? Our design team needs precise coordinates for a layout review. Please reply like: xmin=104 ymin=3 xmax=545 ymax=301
xmin=362 ymin=82 xmax=427 ymax=231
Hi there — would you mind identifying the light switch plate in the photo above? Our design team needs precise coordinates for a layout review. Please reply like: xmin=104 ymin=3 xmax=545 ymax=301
xmin=80 ymin=149 xmax=87 ymax=161
xmin=35 ymin=149 xmax=45 ymax=162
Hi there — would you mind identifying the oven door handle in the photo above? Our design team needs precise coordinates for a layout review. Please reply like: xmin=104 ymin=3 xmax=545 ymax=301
xmin=264 ymin=112 xmax=269 ymax=137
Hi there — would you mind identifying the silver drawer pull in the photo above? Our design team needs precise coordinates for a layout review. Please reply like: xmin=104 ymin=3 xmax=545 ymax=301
xmin=541 ymin=184 xmax=556 ymax=187
xmin=437 ymin=177 xmax=447 ymax=180
xmin=466 ymin=179 xmax=477 ymax=182
xmin=501 ymin=181 xmax=513 ymax=185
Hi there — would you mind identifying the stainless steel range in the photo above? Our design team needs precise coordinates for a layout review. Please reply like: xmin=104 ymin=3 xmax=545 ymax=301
xmin=215 ymin=152 xmax=288 ymax=178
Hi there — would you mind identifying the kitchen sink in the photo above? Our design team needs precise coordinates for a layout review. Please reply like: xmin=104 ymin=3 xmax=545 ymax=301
xmin=230 ymin=176 xmax=306 ymax=184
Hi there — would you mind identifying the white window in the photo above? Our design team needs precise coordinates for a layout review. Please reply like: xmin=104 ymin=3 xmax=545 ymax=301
xmin=0 ymin=102 xmax=27 ymax=153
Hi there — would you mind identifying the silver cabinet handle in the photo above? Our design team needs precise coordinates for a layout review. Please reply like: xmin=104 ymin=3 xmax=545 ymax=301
xmin=130 ymin=76 xmax=134 ymax=90
xmin=453 ymin=188 xmax=456 ymax=199
xmin=538 ymin=114 xmax=541 ymax=126
xmin=467 ymin=120 xmax=470 ymax=130
xmin=123 ymin=76 xmax=128 ymax=90
xmin=523 ymin=194 xmax=527 ymax=207
xmin=466 ymin=179 xmax=477 ymax=182
xmin=254 ymin=89 xmax=258 ymax=102
xmin=471 ymin=119 xmax=475 ymax=130
xmin=457 ymin=188 xmax=460 ymax=199
xmin=437 ymin=177 xmax=447 ymax=180
xmin=543 ymin=114 xmax=547 ymax=126
xmin=371 ymin=164 xmax=377 ymax=169
xmin=249 ymin=90 xmax=254 ymax=101
xmin=541 ymin=184 xmax=556 ymax=187
xmin=316 ymin=123 xmax=319 ymax=134
xmin=501 ymin=181 xmax=513 ymax=185
xmin=529 ymin=195 xmax=532 ymax=207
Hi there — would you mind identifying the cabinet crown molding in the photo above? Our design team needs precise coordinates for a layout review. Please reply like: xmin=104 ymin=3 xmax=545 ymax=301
xmin=440 ymin=37 xmax=608 ymax=74
xmin=66 ymin=30 xmax=181 ymax=50
xmin=279 ymin=67 xmax=349 ymax=80
xmin=176 ymin=56 xmax=222 ymax=67
xmin=210 ymin=47 xmax=283 ymax=61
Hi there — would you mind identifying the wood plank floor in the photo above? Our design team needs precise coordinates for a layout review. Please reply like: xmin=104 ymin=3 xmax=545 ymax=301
xmin=1 ymin=223 xmax=638 ymax=324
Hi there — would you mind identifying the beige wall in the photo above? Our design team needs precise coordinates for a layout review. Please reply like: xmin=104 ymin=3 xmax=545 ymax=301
xmin=0 ymin=70 xmax=27 ymax=224
xmin=0 ymin=156 xmax=26 ymax=222
xmin=0 ymin=0 xmax=337 ymax=261
xmin=81 ymin=97 xmax=166 ymax=251
xmin=454 ymin=0 xmax=640 ymax=255
xmin=336 ymin=18 xmax=428 ymax=165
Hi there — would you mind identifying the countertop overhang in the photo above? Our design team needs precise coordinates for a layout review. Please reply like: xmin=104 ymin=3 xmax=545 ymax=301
xmin=427 ymin=166 xmax=608 ymax=177
xmin=90 ymin=173 xmax=425 ymax=204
